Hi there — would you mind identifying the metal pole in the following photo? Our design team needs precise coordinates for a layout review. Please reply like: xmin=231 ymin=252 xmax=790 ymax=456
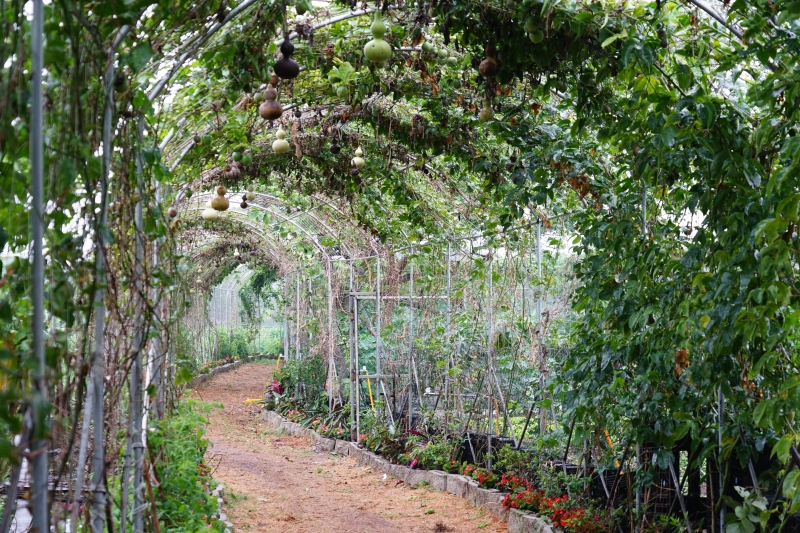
xmin=537 ymin=220 xmax=545 ymax=436
xmin=487 ymin=252 xmax=494 ymax=471
xmin=376 ymin=255 xmax=382 ymax=403
xmin=327 ymin=258 xmax=334 ymax=412
xmin=444 ymin=243 xmax=452 ymax=419
xmin=355 ymin=297 xmax=360 ymax=435
xmin=29 ymin=1 xmax=48 ymax=530
xmin=131 ymin=115 xmax=146 ymax=533
xmin=349 ymin=261 xmax=356 ymax=440
xmin=283 ymin=281 xmax=289 ymax=360
xmin=719 ymin=387 xmax=726 ymax=532
xmin=296 ymin=272 xmax=300 ymax=360
xmin=408 ymin=250 xmax=414 ymax=431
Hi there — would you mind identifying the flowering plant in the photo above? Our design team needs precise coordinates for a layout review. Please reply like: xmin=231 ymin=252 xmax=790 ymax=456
xmin=502 ymin=488 xmax=546 ymax=512
xmin=549 ymin=506 xmax=605 ymax=533
xmin=460 ymin=464 xmax=499 ymax=488
xmin=498 ymin=473 xmax=533 ymax=493
xmin=475 ymin=469 xmax=500 ymax=488
xmin=286 ymin=410 xmax=304 ymax=422
xmin=445 ymin=459 xmax=461 ymax=473
xmin=504 ymin=493 xmax=607 ymax=533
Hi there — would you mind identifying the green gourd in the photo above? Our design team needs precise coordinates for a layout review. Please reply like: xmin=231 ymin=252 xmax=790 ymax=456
xmin=363 ymin=13 xmax=392 ymax=63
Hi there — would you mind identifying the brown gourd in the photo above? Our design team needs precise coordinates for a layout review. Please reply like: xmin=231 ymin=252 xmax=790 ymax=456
xmin=258 ymin=84 xmax=282 ymax=120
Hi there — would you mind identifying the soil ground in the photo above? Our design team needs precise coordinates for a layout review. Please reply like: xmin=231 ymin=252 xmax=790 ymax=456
xmin=190 ymin=361 xmax=507 ymax=533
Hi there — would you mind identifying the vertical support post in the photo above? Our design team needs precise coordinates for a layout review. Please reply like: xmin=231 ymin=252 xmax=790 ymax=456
xmin=149 ymin=188 xmax=163 ymax=418
xmin=537 ymin=219 xmax=545 ymax=436
xmin=718 ymin=387 xmax=726 ymax=532
xmin=283 ymin=278 xmax=289 ymax=360
xmin=296 ymin=272 xmax=301 ymax=360
xmin=349 ymin=261 xmax=356 ymax=440
xmin=327 ymin=257 xmax=334 ymax=412
xmin=487 ymin=251 xmax=494 ymax=471
xmin=131 ymin=114 xmax=147 ymax=533
xmin=444 ymin=243 xmax=452 ymax=420
xmin=408 ymin=249 xmax=414 ymax=431
xmin=30 ymin=2 xmax=48 ymax=529
xmin=355 ymin=297 xmax=360 ymax=435
xmin=376 ymin=255 xmax=382 ymax=404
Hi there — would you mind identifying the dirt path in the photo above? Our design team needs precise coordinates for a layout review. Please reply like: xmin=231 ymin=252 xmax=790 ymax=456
xmin=191 ymin=362 xmax=507 ymax=533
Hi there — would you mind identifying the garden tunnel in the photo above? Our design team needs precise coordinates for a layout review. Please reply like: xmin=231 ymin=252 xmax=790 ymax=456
xmin=3 ymin=0 xmax=800 ymax=531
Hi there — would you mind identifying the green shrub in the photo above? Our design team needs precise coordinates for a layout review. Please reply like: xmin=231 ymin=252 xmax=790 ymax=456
xmin=147 ymin=400 xmax=223 ymax=532
xmin=215 ymin=328 xmax=251 ymax=360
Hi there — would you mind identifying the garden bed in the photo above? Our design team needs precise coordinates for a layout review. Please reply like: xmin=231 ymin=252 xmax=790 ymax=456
xmin=259 ymin=409 xmax=557 ymax=533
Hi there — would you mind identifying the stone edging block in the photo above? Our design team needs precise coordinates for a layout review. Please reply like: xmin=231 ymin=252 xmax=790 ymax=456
xmin=508 ymin=509 xmax=527 ymax=533
xmin=404 ymin=468 xmax=426 ymax=486
xmin=316 ymin=437 xmax=335 ymax=452
xmin=524 ymin=514 xmax=554 ymax=533
xmin=425 ymin=470 xmax=448 ymax=491
xmin=445 ymin=474 xmax=472 ymax=498
xmin=334 ymin=439 xmax=350 ymax=456
xmin=349 ymin=442 xmax=363 ymax=462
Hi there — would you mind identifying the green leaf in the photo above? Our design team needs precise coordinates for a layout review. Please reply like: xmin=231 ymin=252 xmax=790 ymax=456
xmin=175 ymin=367 xmax=195 ymax=385
xmin=752 ymin=401 xmax=768 ymax=427
xmin=773 ymin=433 xmax=794 ymax=463
xmin=129 ymin=43 xmax=153 ymax=72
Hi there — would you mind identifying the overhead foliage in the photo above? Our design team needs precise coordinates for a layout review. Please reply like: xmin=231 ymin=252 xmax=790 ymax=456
xmin=3 ymin=0 xmax=800 ymax=528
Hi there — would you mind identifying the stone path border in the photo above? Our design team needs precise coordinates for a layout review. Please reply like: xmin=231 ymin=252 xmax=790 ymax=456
xmin=259 ymin=409 xmax=556 ymax=533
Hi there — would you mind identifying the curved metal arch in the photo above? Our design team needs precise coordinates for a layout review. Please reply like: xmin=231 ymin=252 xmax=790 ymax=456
xmin=306 ymin=193 xmax=382 ymax=257
xmin=254 ymin=192 xmax=354 ymax=258
xmin=182 ymin=208 xmax=295 ymax=269
xmin=188 ymin=193 xmax=332 ymax=265
xmin=181 ymin=212 xmax=288 ymax=258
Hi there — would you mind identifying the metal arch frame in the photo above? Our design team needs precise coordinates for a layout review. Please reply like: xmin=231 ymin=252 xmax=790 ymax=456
xmin=306 ymin=194 xmax=382 ymax=257
xmin=253 ymin=192 xmax=355 ymax=258
xmin=185 ymin=235 xmax=288 ymax=266
xmin=182 ymin=208 xmax=294 ymax=267
xmin=183 ymin=200 xmax=339 ymax=410
xmin=185 ymin=193 xmax=333 ymax=261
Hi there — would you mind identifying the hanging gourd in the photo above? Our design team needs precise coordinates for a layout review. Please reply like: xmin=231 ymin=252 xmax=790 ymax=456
xmin=479 ymin=99 xmax=495 ymax=122
xmin=202 ymin=207 xmax=219 ymax=221
xmin=272 ymin=126 xmax=290 ymax=154
xmin=479 ymin=45 xmax=499 ymax=78
xmin=351 ymin=146 xmax=365 ymax=169
xmin=363 ymin=12 xmax=392 ymax=64
xmin=258 ymin=84 xmax=283 ymax=121
xmin=222 ymin=164 xmax=241 ymax=180
xmin=330 ymin=138 xmax=341 ymax=155
xmin=246 ymin=185 xmax=256 ymax=201
xmin=211 ymin=184 xmax=230 ymax=211
xmin=168 ymin=207 xmax=178 ymax=218
xmin=274 ymin=36 xmax=300 ymax=80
